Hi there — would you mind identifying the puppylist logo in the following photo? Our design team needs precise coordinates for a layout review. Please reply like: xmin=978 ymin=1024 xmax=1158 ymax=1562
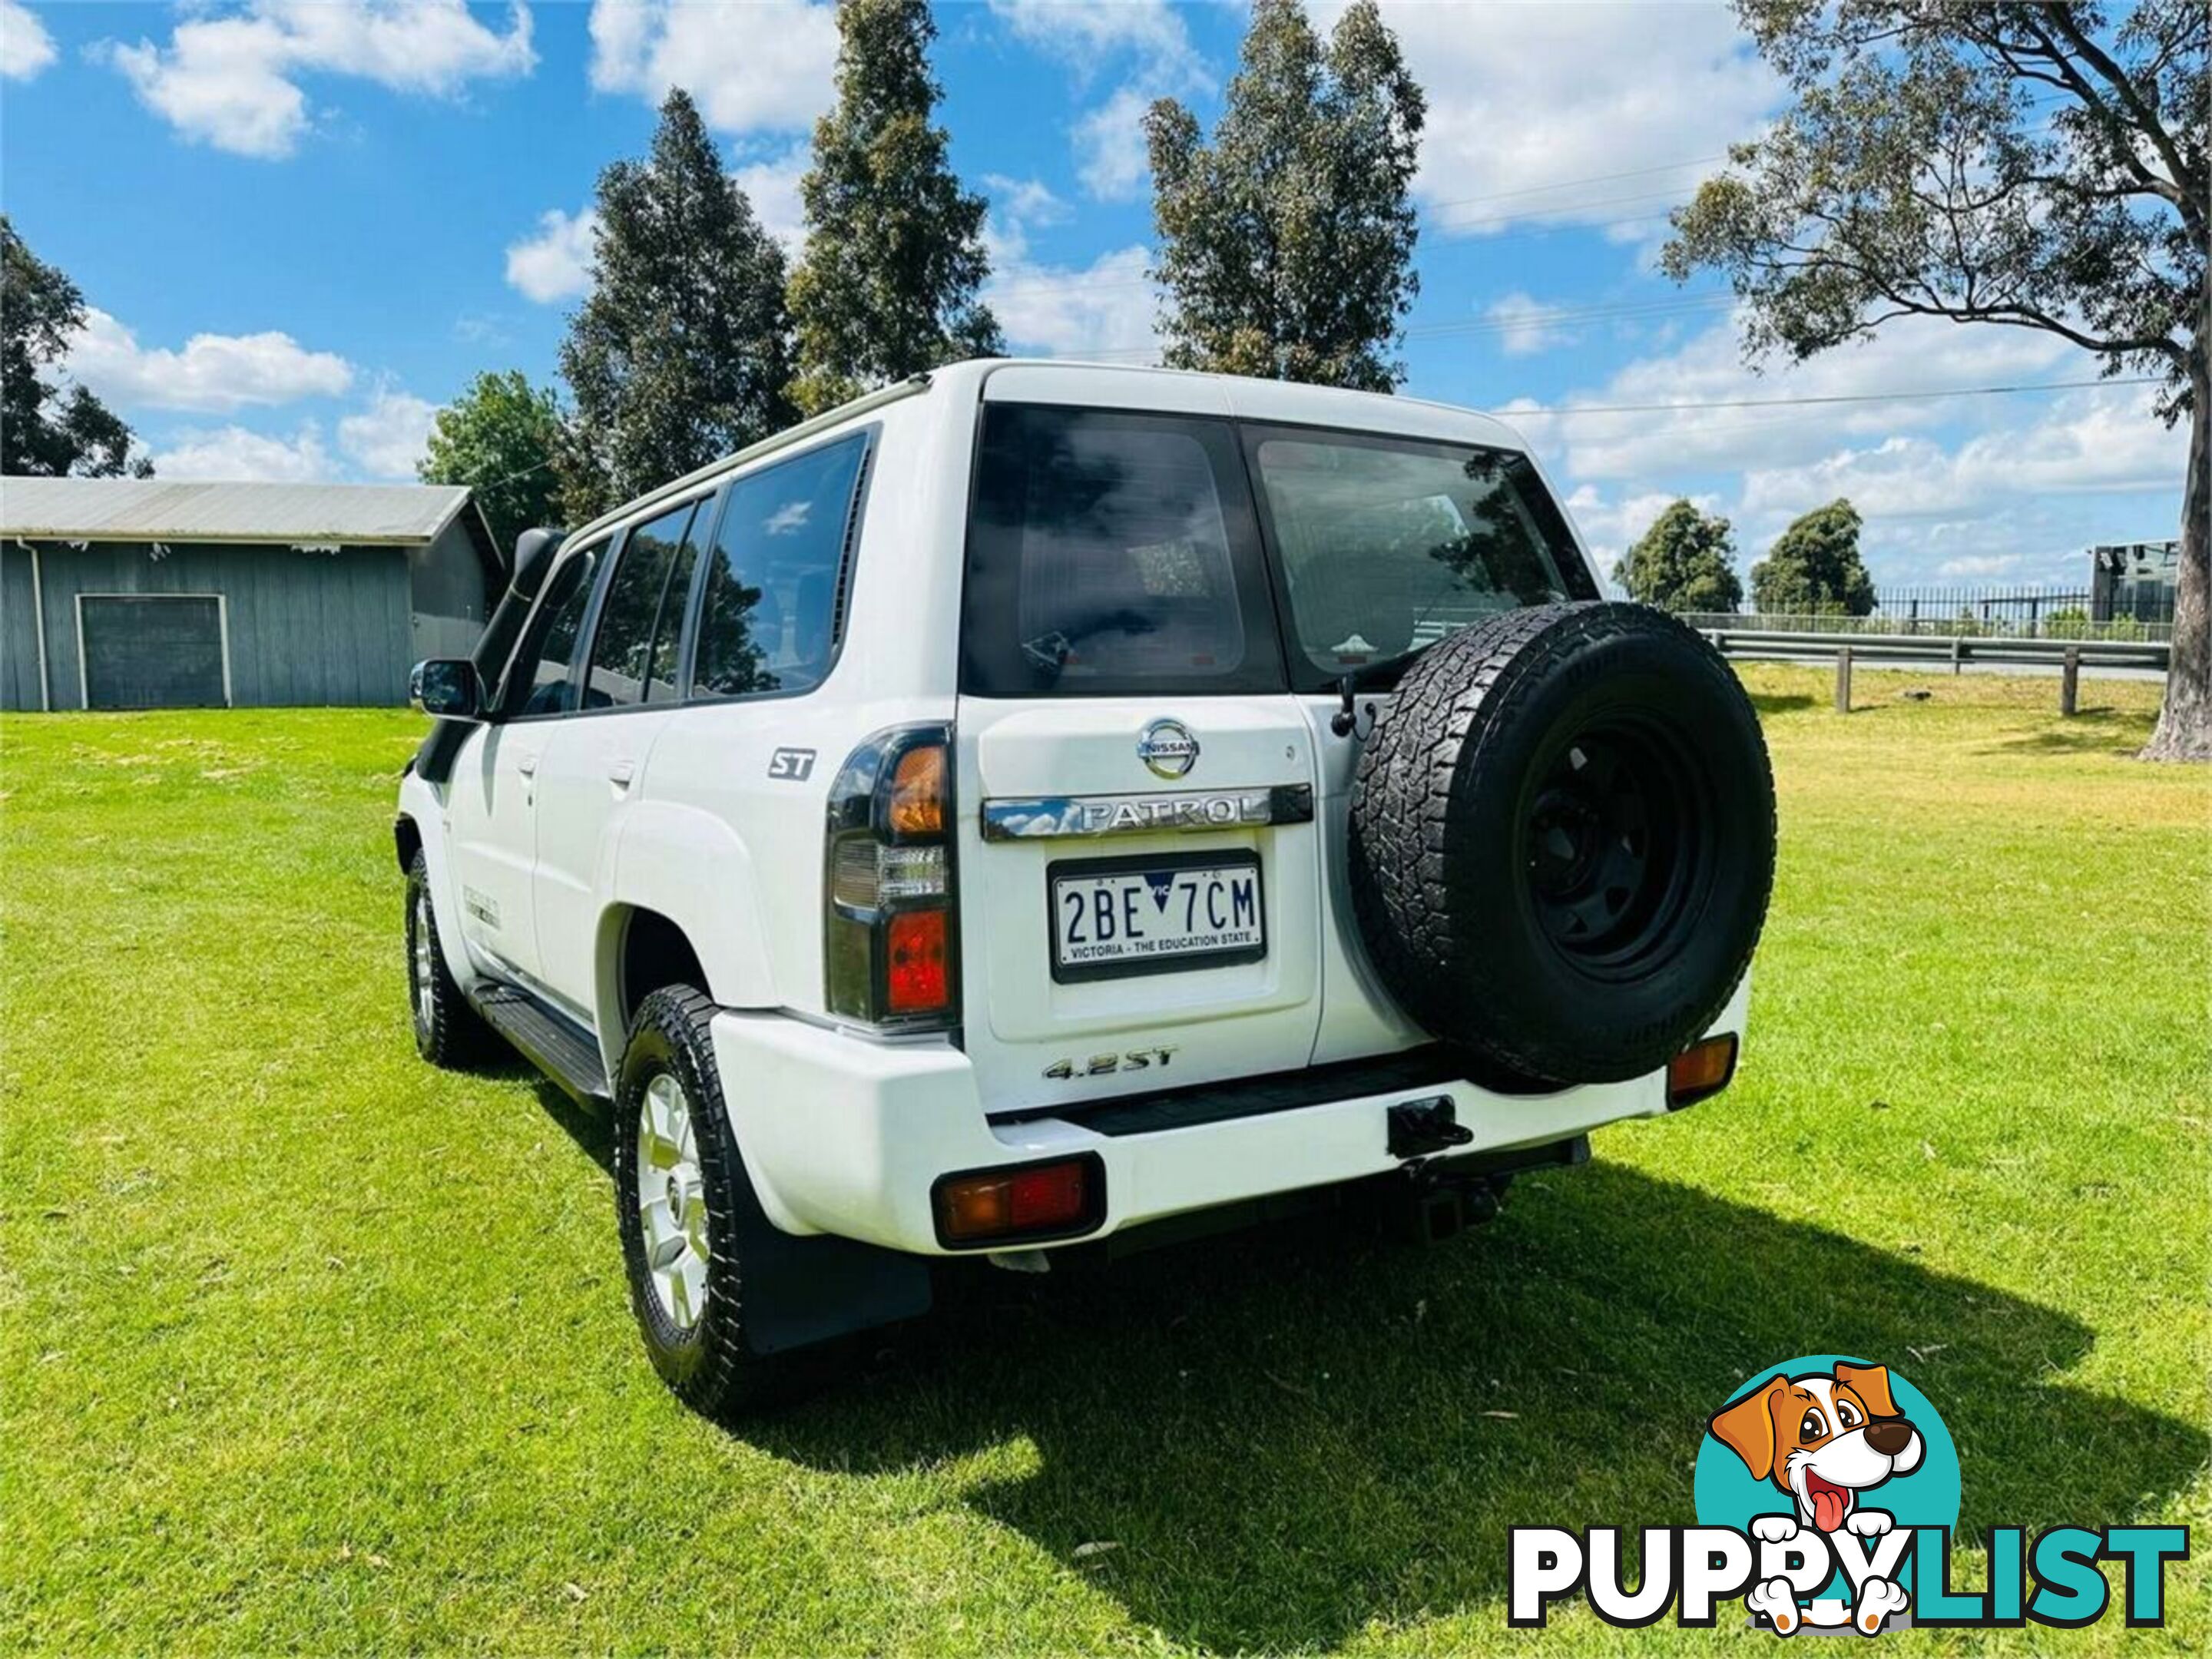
xmin=1511 ymin=1354 xmax=2187 ymax=1636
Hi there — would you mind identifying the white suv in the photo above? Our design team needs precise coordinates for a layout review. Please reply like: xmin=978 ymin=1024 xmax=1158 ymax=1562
xmin=396 ymin=360 xmax=1775 ymax=1413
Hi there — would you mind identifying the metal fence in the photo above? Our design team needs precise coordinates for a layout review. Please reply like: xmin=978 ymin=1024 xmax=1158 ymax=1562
xmin=1681 ymin=607 xmax=2173 ymax=643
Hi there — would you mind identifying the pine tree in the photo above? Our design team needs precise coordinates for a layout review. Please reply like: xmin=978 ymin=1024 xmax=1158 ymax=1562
xmin=558 ymin=90 xmax=796 ymax=522
xmin=787 ymin=0 xmax=1002 ymax=416
xmin=1615 ymin=500 xmax=1744 ymax=614
xmin=1145 ymin=0 xmax=1423 ymax=391
xmin=1750 ymin=500 xmax=1876 ymax=617
xmin=419 ymin=371 xmax=566 ymax=558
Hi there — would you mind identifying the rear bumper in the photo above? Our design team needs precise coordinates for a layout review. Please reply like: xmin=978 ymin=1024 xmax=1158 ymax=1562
xmin=711 ymin=977 xmax=1749 ymax=1257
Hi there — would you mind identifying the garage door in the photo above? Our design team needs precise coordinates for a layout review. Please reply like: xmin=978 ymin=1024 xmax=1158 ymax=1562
xmin=79 ymin=596 xmax=229 ymax=710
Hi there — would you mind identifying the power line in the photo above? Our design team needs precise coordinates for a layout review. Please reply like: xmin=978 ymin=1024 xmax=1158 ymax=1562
xmin=1487 ymin=375 xmax=2163 ymax=419
xmin=1419 ymin=154 xmax=1725 ymax=214
xmin=1065 ymin=291 xmax=1740 ymax=360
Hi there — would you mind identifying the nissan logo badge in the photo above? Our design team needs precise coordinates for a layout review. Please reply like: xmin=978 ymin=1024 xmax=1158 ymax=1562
xmin=1137 ymin=718 xmax=1200 ymax=780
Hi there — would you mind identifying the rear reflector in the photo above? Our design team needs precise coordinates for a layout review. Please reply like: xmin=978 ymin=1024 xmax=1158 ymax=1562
xmin=934 ymin=1155 xmax=1104 ymax=1247
xmin=885 ymin=908 xmax=950 ymax=1014
xmin=1667 ymin=1033 xmax=1739 ymax=1108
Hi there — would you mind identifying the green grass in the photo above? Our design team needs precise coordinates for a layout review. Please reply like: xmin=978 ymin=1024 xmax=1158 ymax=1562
xmin=3 ymin=667 xmax=2206 ymax=1654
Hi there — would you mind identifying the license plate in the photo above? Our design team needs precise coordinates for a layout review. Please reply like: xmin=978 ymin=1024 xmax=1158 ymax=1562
xmin=1049 ymin=853 xmax=1265 ymax=983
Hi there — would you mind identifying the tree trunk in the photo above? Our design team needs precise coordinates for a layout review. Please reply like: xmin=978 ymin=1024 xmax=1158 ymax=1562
xmin=2141 ymin=369 xmax=2209 ymax=763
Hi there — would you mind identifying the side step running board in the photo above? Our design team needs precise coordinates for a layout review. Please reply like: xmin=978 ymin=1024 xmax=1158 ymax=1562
xmin=475 ymin=984 xmax=610 ymax=1103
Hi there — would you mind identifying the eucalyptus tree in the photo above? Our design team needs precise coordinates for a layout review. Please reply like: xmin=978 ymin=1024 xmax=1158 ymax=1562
xmin=1618 ymin=499 xmax=1746 ymax=614
xmin=558 ymin=89 xmax=795 ymax=522
xmin=1664 ymin=2 xmax=2208 ymax=759
xmin=787 ymin=0 xmax=1001 ymax=416
xmin=1145 ymin=0 xmax=1425 ymax=391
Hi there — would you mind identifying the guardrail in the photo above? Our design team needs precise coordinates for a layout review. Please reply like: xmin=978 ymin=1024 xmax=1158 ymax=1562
xmin=1678 ymin=610 xmax=2174 ymax=644
xmin=1700 ymin=628 xmax=2171 ymax=671
xmin=1698 ymin=628 xmax=2170 ymax=716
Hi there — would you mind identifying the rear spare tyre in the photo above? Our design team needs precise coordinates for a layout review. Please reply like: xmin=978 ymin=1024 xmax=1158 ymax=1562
xmin=1348 ymin=602 xmax=1774 ymax=1085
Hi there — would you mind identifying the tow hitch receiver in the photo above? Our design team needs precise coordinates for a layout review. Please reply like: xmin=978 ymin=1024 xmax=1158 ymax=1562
xmin=1387 ymin=1095 xmax=1474 ymax=1160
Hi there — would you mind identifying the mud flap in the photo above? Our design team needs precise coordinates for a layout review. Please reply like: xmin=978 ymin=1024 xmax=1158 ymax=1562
xmin=724 ymin=1157 xmax=934 ymax=1356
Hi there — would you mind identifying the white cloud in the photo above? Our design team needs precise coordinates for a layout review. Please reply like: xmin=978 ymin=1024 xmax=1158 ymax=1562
xmin=67 ymin=308 xmax=354 ymax=412
xmin=733 ymin=145 xmax=810 ymax=253
xmin=102 ymin=1 xmax=536 ymax=159
xmin=2 ymin=0 xmax=57 ymax=81
xmin=505 ymin=207 xmax=599 ymax=304
xmin=588 ymin=0 xmax=837 ymax=132
xmin=1073 ymin=84 xmax=1154 ymax=201
xmin=151 ymin=422 xmax=333 ymax=482
xmin=988 ymin=0 xmax=1205 ymax=91
xmin=1314 ymin=1 xmax=1776 ymax=240
xmin=992 ymin=2 xmax=1207 ymax=206
xmin=1734 ymin=384 xmax=2187 ymax=524
xmin=987 ymin=244 xmax=1158 ymax=362
xmin=980 ymin=169 xmax=1155 ymax=361
xmin=1936 ymin=553 xmax=2023 ymax=579
xmin=1513 ymin=312 xmax=2187 ymax=585
xmin=1505 ymin=311 xmax=2078 ymax=484
xmin=1486 ymin=293 xmax=1577 ymax=358
xmin=338 ymin=386 xmax=436 ymax=478
xmin=984 ymin=174 xmax=1069 ymax=229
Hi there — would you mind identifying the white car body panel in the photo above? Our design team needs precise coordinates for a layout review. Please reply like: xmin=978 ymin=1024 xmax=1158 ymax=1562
xmin=397 ymin=358 xmax=1755 ymax=1264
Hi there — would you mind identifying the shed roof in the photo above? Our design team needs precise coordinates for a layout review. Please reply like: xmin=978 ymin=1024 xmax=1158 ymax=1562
xmin=0 ymin=475 xmax=499 ymax=563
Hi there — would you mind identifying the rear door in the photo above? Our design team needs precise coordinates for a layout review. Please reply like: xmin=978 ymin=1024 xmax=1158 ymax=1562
xmin=445 ymin=541 xmax=602 ymax=983
xmin=1233 ymin=419 xmax=1604 ymax=1064
xmin=955 ymin=386 xmax=1323 ymax=1111
xmin=530 ymin=497 xmax=708 ymax=1021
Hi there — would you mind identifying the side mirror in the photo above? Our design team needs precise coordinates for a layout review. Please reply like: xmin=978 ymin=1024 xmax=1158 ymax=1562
xmin=411 ymin=658 xmax=483 ymax=720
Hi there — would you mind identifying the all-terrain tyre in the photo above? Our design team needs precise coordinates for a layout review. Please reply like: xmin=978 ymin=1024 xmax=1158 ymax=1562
xmin=613 ymin=985 xmax=795 ymax=1417
xmin=1349 ymin=602 xmax=1775 ymax=1085
xmin=405 ymin=850 xmax=493 ymax=1067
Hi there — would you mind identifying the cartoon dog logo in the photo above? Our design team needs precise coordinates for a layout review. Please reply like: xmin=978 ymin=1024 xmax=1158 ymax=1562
xmin=1707 ymin=1361 xmax=1926 ymax=1634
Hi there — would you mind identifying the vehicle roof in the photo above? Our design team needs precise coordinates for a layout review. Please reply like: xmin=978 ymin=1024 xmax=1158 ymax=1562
xmin=949 ymin=357 xmax=1532 ymax=452
xmin=561 ymin=358 xmax=1537 ymax=552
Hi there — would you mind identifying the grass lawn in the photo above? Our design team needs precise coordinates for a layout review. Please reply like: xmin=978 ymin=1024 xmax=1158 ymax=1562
xmin=2 ymin=666 xmax=2206 ymax=1654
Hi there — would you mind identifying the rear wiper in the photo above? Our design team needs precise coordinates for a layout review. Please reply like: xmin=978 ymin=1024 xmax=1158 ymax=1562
xmin=1329 ymin=642 xmax=1431 ymax=737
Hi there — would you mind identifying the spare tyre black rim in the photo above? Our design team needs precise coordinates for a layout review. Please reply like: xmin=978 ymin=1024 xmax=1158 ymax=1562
xmin=1522 ymin=714 xmax=1713 ymax=981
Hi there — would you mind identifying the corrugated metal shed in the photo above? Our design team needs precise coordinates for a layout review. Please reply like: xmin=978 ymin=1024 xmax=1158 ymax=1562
xmin=2 ymin=477 xmax=505 ymax=712
xmin=0 ymin=476 xmax=483 ymax=549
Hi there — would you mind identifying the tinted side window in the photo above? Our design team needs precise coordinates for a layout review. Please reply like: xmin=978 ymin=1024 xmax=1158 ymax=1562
xmin=508 ymin=545 xmax=600 ymax=717
xmin=585 ymin=502 xmax=697 ymax=709
xmin=691 ymin=434 xmax=868 ymax=700
xmin=962 ymin=404 xmax=1283 ymax=697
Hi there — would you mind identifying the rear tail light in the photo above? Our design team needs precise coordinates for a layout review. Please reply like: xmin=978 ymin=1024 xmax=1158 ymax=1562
xmin=1667 ymin=1033 xmax=1738 ymax=1108
xmin=825 ymin=724 xmax=959 ymax=1030
xmin=933 ymin=1155 xmax=1104 ymax=1247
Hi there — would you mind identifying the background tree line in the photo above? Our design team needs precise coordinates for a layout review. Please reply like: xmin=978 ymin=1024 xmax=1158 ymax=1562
xmin=420 ymin=0 xmax=1423 ymax=550
xmin=7 ymin=0 xmax=2197 ymax=755
xmin=1614 ymin=496 xmax=1876 ymax=618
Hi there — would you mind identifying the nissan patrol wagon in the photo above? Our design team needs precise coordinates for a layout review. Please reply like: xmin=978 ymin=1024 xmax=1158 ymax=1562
xmin=396 ymin=359 xmax=1775 ymax=1414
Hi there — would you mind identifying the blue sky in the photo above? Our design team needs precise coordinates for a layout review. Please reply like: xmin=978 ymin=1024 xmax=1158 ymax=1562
xmin=1 ymin=1 xmax=2187 ymax=590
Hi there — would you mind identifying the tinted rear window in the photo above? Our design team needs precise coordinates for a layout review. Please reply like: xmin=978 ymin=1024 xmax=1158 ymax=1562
xmin=962 ymin=404 xmax=1284 ymax=697
xmin=1248 ymin=429 xmax=1596 ymax=688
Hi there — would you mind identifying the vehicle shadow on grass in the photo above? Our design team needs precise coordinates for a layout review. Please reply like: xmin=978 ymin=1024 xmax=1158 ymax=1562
xmin=753 ymin=1161 xmax=2206 ymax=1652
xmin=1742 ymin=690 xmax=1817 ymax=716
